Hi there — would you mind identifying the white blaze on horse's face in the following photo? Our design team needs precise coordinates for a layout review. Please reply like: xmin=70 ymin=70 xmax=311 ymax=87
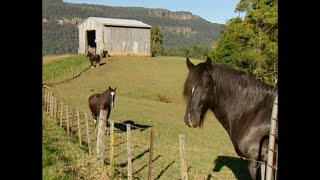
xmin=110 ymin=92 xmax=115 ymax=108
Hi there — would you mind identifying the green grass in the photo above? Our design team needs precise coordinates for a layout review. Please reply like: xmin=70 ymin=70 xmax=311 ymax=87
xmin=43 ymin=54 xmax=90 ymax=83
xmin=42 ymin=112 xmax=110 ymax=179
xmin=43 ymin=55 xmax=252 ymax=179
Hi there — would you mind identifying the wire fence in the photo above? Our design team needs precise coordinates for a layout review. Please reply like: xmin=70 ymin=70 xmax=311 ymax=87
xmin=42 ymin=84 xmax=278 ymax=179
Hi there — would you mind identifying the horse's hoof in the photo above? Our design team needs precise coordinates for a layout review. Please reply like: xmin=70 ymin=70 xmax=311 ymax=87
xmin=91 ymin=66 xmax=94 ymax=69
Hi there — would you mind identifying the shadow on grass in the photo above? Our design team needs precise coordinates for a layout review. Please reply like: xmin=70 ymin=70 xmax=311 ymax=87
xmin=114 ymin=120 xmax=152 ymax=133
xmin=211 ymin=156 xmax=251 ymax=180
xmin=155 ymin=160 xmax=175 ymax=179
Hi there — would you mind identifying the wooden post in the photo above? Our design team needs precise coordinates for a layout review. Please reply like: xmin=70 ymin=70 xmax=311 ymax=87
xmin=127 ymin=124 xmax=132 ymax=180
xmin=179 ymin=134 xmax=188 ymax=180
xmin=84 ymin=113 xmax=92 ymax=155
xmin=66 ymin=105 xmax=70 ymax=136
xmin=53 ymin=98 xmax=56 ymax=119
xmin=50 ymin=92 xmax=53 ymax=117
xmin=77 ymin=109 xmax=82 ymax=147
xmin=43 ymin=88 xmax=47 ymax=109
xmin=266 ymin=95 xmax=278 ymax=180
xmin=60 ymin=102 xmax=63 ymax=128
xmin=46 ymin=91 xmax=50 ymax=112
xmin=147 ymin=129 xmax=154 ymax=180
xmin=110 ymin=120 xmax=115 ymax=175
xmin=53 ymin=97 xmax=56 ymax=119
xmin=71 ymin=108 xmax=75 ymax=137
xmin=96 ymin=110 xmax=108 ymax=165
xmin=72 ymin=67 xmax=74 ymax=78
xmin=54 ymin=98 xmax=58 ymax=119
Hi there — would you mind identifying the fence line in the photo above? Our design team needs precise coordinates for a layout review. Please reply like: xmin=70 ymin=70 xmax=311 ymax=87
xmin=43 ymin=86 xmax=159 ymax=178
xmin=44 ymin=86 xmax=275 ymax=179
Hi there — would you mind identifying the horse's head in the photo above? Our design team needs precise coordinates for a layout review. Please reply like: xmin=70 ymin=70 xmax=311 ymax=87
xmin=107 ymin=86 xmax=117 ymax=109
xmin=183 ymin=56 xmax=215 ymax=128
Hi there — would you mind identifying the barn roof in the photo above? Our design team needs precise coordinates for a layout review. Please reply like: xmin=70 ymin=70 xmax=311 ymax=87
xmin=88 ymin=17 xmax=152 ymax=28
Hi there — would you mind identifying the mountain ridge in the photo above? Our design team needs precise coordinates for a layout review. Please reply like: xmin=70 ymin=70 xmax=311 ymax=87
xmin=43 ymin=0 xmax=223 ymax=55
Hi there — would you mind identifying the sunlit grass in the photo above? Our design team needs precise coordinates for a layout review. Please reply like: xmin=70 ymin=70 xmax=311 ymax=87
xmin=43 ymin=55 xmax=251 ymax=179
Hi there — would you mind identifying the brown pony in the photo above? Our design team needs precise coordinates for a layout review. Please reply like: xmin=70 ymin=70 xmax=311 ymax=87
xmin=86 ymin=51 xmax=101 ymax=69
xmin=88 ymin=86 xmax=117 ymax=129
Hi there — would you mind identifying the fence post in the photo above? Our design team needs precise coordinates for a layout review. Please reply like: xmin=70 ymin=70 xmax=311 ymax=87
xmin=77 ymin=109 xmax=82 ymax=147
xmin=71 ymin=108 xmax=75 ymax=137
xmin=179 ymin=134 xmax=188 ymax=180
xmin=66 ymin=105 xmax=70 ymax=137
xmin=110 ymin=120 xmax=115 ymax=175
xmin=127 ymin=124 xmax=132 ymax=180
xmin=266 ymin=95 xmax=278 ymax=180
xmin=96 ymin=109 xmax=107 ymax=165
xmin=50 ymin=92 xmax=53 ymax=117
xmin=43 ymin=88 xmax=47 ymax=109
xmin=60 ymin=102 xmax=63 ymax=128
xmin=147 ymin=129 xmax=154 ymax=180
xmin=84 ymin=113 xmax=92 ymax=155
xmin=46 ymin=91 xmax=50 ymax=112
xmin=54 ymin=98 xmax=58 ymax=119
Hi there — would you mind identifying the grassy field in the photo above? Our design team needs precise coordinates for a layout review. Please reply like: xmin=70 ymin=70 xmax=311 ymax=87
xmin=43 ymin=112 xmax=110 ymax=179
xmin=43 ymin=55 xmax=251 ymax=179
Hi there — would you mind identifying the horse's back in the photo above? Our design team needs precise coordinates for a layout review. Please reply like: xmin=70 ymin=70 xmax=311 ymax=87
xmin=88 ymin=94 xmax=100 ymax=113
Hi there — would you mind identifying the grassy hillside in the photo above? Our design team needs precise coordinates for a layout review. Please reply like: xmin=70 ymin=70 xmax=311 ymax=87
xmin=43 ymin=55 xmax=251 ymax=179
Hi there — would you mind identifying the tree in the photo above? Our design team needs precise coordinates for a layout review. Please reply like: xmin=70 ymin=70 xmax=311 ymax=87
xmin=150 ymin=26 xmax=164 ymax=57
xmin=209 ymin=0 xmax=278 ymax=85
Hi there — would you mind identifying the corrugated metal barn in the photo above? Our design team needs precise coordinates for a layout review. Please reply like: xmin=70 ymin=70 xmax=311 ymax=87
xmin=78 ymin=17 xmax=152 ymax=56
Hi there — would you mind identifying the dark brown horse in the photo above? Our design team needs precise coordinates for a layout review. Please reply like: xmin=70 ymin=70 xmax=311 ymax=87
xmin=88 ymin=86 xmax=117 ymax=130
xmin=86 ymin=51 xmax=101 ymax=69
xmin=183 ymin=57 xmax=278 ymax=180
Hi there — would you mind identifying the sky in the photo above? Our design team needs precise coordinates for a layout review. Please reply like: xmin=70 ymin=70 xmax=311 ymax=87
xmin=63 ymin=0 xmax=241 ymax=24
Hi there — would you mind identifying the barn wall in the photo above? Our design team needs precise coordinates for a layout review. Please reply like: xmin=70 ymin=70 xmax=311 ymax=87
xmin=78 ymin=18 xmax=151 ymax=56
xmin=103 ymin=26 xmax=151 ymax=56
xmin=78 ymin=23 xmax=85 ymax=54
xmin=78 ymin=18 xmax=100 ymax=54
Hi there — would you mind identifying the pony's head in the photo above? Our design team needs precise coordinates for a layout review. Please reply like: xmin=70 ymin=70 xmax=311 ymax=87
xmin=106 ymin=86 xmax=117 ymax=109
xmin=183 ymin=56 xmax=215 ymax=128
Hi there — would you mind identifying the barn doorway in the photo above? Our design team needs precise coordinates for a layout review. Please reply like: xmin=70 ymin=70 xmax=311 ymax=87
xmin=87 ymin=30 xmax=96 ymax=54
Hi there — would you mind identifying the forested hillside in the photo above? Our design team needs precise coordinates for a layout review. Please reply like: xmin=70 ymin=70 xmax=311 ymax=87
xmin=42 ymin=0 xmax=223 ymax=56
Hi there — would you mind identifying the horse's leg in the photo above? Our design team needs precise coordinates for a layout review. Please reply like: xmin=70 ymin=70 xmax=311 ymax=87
xmin=259 ymin=137 xmax=270 ymax=180
xmin=248 ymin=160 xmax=258 ymax=180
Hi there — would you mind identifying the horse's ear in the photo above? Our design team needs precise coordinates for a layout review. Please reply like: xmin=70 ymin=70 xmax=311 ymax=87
xmin=114 ymin=87 xmax=117 ymax=92
xmin=186 ymin=57 xmax=195 ymax=71
xmin=108 ymin=86 xmax=111 ymax=90
xmin=205 ymin=56 xmax=213 ymax=70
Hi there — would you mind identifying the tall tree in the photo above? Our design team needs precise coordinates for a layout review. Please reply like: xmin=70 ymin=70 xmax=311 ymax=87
xmin=210 ymin=0 xmax=278 ymax=85
xmin=150 ymin=26 xmax=164 ymax=57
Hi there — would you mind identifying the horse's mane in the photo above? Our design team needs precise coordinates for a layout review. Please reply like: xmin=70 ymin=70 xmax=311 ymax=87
xmin=184 ymin=62 xmax=277 ymax=119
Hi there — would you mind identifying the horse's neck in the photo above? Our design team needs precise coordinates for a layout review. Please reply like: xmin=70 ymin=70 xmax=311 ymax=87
xmin=210 ymin=84 xmax=276 ymax=135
